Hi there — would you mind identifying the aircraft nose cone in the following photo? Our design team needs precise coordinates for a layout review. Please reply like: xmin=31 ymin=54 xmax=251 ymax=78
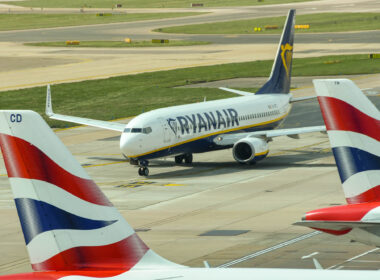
xmin=120 ymin=133 xmax=139 ymax=157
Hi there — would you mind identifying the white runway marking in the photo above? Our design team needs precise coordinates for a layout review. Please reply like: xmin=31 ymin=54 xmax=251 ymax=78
xmin=327 ymin=248 xmax=380 ymax=270
xmin=218 ymin=231 xmax=321 ymax=268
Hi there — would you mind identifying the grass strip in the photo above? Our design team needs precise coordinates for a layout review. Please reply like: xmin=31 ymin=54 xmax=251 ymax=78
xmin=25 ymin=40 xmax=211 ymax=48
xmin=0 ymin=12 xmax=203 ymax=31
xmin=4 ymin=0 xmax=315 ymax=9
xmin=0 ymin=54 xmax=378 ymax=128
xmin=157 ymin=13 xmax=380 ymax=34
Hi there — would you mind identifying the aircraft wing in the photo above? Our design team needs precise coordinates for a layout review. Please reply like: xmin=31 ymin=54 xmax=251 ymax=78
xmin=213 ymin=125 xmax=326 ymax=146
xmin=48 ymin=113 xmax=126 ymax=132
xmin=46 ymin=85 xmax=125 ymax=132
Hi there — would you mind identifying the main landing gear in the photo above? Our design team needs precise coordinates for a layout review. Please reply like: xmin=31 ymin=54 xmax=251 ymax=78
xmin=138 ymin=160 xmax=149 ymax=176
xmin=175 ymin=153 xmax=193 ymax=164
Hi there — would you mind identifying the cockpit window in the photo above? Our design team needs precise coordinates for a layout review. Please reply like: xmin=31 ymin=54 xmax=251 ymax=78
xmin=124 ymin=127 xmax=151 ymax=134
xmin=143 ymin=127 xmax=152 ymax=134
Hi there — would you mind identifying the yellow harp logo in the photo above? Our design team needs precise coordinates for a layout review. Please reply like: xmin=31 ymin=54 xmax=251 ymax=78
xmin=281 ymin=43 xmax=293 ymax=78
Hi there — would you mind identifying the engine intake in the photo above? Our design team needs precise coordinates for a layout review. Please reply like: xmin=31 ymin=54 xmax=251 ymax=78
xmin=232 ymin=137 xmax=268 ymax=164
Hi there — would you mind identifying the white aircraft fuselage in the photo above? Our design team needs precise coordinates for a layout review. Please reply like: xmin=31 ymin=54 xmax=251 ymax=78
xmin=121 ymin=94 xmax=291 ymax=161
xmin=59 ymin=267 xmax=380 ymax=280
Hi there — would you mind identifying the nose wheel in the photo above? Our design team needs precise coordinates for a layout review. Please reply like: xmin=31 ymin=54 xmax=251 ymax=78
xmin=138 ymin=166 xmax=149 ymax=176
xmin=138 ymin=160 xmax=149 ymax=176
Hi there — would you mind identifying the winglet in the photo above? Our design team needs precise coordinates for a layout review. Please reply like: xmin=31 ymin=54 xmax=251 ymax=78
xmin=45 ymin=84 xmax=53 ymax=116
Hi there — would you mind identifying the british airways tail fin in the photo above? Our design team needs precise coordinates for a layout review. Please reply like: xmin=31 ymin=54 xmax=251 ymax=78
xmin=256 ymin=9 xmax=295 ymax=95
xmin=314 ymin=79 xmax=380 ymax=204
xmin=0 ymin=110 xmax=180 ymax=273
xmin=294 ymin=79 xmax=380 ymax=238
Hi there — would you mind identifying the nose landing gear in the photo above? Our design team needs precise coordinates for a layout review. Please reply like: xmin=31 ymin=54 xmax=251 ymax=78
xmin=138 ymin=160 xmax=149 ymax=176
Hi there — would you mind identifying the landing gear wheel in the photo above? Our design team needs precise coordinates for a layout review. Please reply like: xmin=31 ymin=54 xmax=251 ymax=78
xmin=175 ymin=155 xmax=184 ymax=164
xmin=184 ymin=153 xmax=193 ymax=164
xmin=138 ymin=167 xmax=149 ymax=176
xmin=138 ymin=160 xmax=150 ymax=176
xmin=142 ymin=167 xmax=149 ymax=176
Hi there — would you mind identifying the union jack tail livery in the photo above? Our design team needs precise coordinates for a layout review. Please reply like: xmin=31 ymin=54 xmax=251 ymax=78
xmin=295 ymin=79 xmax=380 ymax=245
xmin=318 ymin=79 xmax=380 ymax=204
xmin=0 ymin=110 xmax=179 ymax=279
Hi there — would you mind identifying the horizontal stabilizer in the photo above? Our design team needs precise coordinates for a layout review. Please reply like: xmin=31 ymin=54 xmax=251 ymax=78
xmin=290 ymin=96 xmax=317 ymax=103
xmin=294 ymin=220 xmax=380 ymax=231
xmin=219 ymin=87 xmax=253 ymax=96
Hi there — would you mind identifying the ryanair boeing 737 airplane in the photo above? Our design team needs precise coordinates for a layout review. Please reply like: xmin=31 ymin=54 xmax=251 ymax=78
xmin=46 ymin=10 xmax=325 ymax=176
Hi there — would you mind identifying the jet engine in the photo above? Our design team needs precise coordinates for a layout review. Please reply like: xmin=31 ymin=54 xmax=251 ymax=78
xmin=232 ymin=137 xmax=268 ymax=164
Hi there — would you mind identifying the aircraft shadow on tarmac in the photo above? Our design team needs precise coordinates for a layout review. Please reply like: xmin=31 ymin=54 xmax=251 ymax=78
xmin=88 ymin=156 xmax=126 ymax=162
xmin=133 ymin=149 xmax=335 ymax=179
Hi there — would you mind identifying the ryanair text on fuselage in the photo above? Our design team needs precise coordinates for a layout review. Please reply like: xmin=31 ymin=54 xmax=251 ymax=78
xmin=167 ymin=108 xmax=239 ymax=136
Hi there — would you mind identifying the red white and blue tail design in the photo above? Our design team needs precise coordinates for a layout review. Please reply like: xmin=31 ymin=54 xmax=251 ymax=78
xmin=295 ymin=79 xmax=380 ymax=243
xmin=315 ymin=79 xmax=380 ymax=204
xmin=0 ymin=110 xmax=180 ymax=278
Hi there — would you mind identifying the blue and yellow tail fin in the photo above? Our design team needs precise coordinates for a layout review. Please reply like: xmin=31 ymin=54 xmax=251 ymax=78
xmin=256 ymin=9 xmax=295 ymax=95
